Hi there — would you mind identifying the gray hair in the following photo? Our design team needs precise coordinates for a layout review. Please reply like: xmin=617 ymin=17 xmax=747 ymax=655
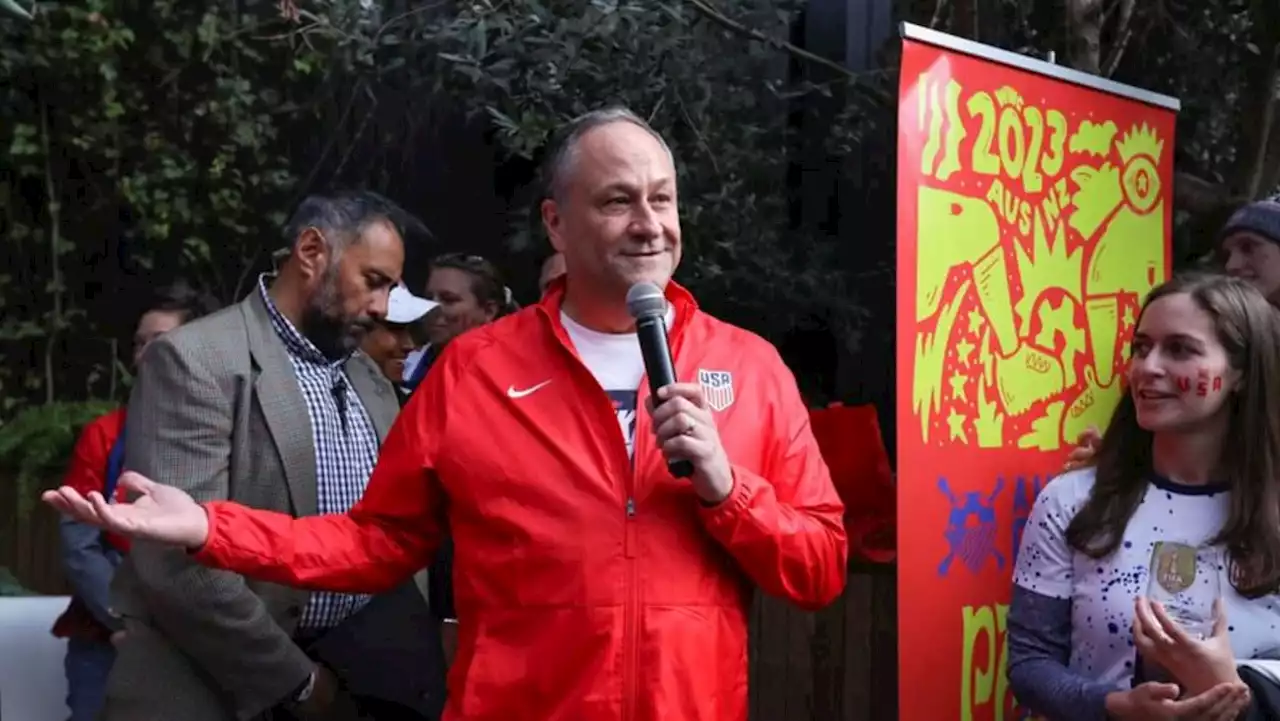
xmin=542 ymin=106 xmax=675 ymax=201
xmin=280 ymin=190 xmax=423 ymax=258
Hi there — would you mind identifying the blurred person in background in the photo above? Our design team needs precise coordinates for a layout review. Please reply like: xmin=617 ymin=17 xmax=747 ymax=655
xmin=52 ymin=280 xmax=220 ymax=721
xmin=1219 ymin=197 xmax=1280 ymax=305
xmin=361 ymin=284 xmax=437 ymax=403
xmin=402 ymin=253 xmax=519 ymax=393
xmin=399 ymin=306 xmax=438 ymax=386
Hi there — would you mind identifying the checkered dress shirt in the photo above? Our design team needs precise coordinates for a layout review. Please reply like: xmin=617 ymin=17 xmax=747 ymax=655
xmin=258 ymin=276 xmax=379 ymax=630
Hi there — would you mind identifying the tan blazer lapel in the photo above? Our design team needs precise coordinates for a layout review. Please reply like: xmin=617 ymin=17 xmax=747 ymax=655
xmin=346 ymin=353 xmax=398 ymax=442
xmin=242 ymin=292 xmax=318 ymax=517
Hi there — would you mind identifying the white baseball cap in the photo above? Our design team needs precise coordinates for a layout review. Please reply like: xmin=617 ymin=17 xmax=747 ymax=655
xmin=385 ymin=285 xmax=438 ymax=325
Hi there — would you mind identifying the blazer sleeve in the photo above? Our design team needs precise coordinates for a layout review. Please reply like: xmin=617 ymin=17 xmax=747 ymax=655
xmin=697 ymin=345 xmax=848 ymax=610
xmin=121 ymin=336 xmax=313 ymax=719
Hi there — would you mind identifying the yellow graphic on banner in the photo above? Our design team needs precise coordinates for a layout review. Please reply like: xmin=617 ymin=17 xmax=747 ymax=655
xmin=910 ymin=77 xmax=1166 ymax=449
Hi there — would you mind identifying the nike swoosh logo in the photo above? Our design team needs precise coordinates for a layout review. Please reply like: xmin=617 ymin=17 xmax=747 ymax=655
xmin=507 ymin=380 xmax=552 ymax=399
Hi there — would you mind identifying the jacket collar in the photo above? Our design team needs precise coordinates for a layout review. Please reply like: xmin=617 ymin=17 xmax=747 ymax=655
xmin=536 ymin=277 xmax=699 ymax=349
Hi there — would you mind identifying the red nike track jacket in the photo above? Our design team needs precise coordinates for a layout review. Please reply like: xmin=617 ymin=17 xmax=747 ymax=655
xmin=196 ymin=281 xmax=848 ymax=721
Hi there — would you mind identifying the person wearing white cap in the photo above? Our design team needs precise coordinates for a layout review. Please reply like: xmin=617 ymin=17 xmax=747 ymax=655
xmin=360 ymin=284 xmax=437 ymax=404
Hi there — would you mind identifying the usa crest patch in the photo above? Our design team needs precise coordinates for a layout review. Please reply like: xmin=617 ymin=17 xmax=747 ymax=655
xmin=698 ymin=369 xmax=735 ymax=412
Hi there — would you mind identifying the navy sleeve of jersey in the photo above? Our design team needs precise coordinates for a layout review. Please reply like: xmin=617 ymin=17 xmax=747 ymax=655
xmin=1007 ymin=585 xmax=1116 ymax=721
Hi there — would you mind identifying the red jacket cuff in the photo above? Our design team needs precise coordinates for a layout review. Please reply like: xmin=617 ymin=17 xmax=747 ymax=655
xmin=191 ymin=502 xmax=222 ymax=561
xmin=697 ymin=466 xmax=755 ymax=528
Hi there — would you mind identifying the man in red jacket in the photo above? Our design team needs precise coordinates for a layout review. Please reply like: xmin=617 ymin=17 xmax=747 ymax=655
xmin=46 ymin=107 xmax=849 ymax=721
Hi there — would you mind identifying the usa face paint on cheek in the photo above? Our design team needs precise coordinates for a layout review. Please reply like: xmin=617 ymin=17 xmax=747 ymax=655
xmin=1175 ymin=368 xmax=1225 ymax=397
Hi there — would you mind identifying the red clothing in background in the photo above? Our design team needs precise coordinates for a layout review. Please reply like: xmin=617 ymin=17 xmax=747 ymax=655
xmin=52 ymin=407 xmax=128 ymax=641
xmin=62 ymin=407 xmax=129 ymax=552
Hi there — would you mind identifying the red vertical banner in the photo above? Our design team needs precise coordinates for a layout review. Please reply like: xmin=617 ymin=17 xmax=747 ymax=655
xmin=895 ymin=25 xmax=1178 ymax=721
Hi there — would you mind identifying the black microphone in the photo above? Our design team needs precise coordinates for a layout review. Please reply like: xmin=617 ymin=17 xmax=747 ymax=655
xmin=627 ymin=281 xmax=694 ymax=479
xmin=331 ymin=375 xmax=350 ymax=432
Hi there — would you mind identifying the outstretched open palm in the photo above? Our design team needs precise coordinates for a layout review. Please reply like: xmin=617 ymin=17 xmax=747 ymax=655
xmin=43 ymin=471 xmax=210 ymax=549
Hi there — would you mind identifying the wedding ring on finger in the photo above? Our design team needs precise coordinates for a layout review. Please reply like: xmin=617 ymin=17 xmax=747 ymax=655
xmin=682 ymin=420 xmax=697 ymax=436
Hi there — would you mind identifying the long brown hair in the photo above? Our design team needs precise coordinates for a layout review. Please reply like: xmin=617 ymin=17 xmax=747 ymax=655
xmin=1065 ymin=272 xmax=1280 ymax=597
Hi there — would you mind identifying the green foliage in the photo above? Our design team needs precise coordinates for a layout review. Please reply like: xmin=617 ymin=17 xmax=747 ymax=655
xmin=3 ymin=0 xmax=1265 ymax=417
xmin=407 ymin=0 xmax=881 ymax=344
xmin=0 ymin=400 xmax=116 ymax=518
xmin=0 ymin=0 xmax=885 ymax=415
xmin=0 ymin=567 xmax=35 ymax=596
xmin=0 ymin=0 xmax=353 ymax=412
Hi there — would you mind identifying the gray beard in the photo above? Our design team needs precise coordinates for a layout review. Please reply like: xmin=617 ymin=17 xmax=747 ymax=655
xmin=301 ymin=267 xmax=367 ymax=360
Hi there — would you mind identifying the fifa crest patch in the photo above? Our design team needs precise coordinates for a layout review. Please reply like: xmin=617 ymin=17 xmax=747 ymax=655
xmin=698 ymin=369 xmax=735 ymax=412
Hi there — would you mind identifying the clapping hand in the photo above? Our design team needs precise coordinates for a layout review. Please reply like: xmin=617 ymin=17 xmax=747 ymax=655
xmin=1134 ymin=596 xmax=1246 ymax=701
xmin=1107 ymin=681 xmax=1248 ymax=721
xmin=43 ymin=471 xmax=211 ymax=549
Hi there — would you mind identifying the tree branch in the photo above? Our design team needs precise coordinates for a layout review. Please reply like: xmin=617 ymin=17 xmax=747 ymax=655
xmin=1100 ymin=0 xmax=1135 ymax=77
xmin=288 ymin=79 xmax=368 ymax=210
xmin=685 ymin=0 xmax=853 ymax=82
xmin=0 ymin=0 xmax=32 ymax=21
xmin=1245 ymin=64 xmax=1279 ymax=198
xmin=39 ymin=100 xmax=62 ymax=406
xmin=684 ymin=0 xmax=891 ymax=104
xmin=929 ymin=0 xmax=948 ymax=30
xmin=1260 ymin=100 xmax=1280 ymax=195
xmin=1215 ymin=0 xmax=1280 ymax=199
xmin=951 ymin=0 xmax=975 ymax=39
xmin=673 ymin=85 xmax=720 ymax=177
xmin=1175 ymin=171 xmax=1246 ymax=216
xmin=1064 ymin=0 xmax=1103 ymax=75
xmin=1230 ymin=6 xmax=1280 ymax=199
xmin=1175 ymin=171 xmax=1251 ymax=260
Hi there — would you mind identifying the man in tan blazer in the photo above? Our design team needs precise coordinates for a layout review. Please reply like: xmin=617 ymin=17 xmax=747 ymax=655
xmin=105 ymin=191 xmax=442 ymax=721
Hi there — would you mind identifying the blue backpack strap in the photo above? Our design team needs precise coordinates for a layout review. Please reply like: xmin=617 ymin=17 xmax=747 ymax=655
xmin=102 ymin=424 xmax=127 ymax=502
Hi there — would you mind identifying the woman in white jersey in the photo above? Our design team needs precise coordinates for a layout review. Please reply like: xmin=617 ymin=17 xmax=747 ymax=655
xmin=1009 ymin=273 xmax=1280 ymax=721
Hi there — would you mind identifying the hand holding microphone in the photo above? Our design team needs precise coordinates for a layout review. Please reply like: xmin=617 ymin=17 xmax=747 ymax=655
xmin=627 ymin=282 xmax=734 ymax=504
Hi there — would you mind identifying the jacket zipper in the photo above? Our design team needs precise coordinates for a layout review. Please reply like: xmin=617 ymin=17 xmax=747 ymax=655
xmin=623 ymin=495 xmax=638 ymax=721
xmin=621 ymin=380 xmax=649 ymax=721
xmin=555 ymin=327 xmax=646 ymax=721
xmin=546 ymin=304 xmax=679 ymax=721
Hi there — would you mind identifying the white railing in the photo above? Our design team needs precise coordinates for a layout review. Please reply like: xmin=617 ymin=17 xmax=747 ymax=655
xmin=0 ymin=597 xmax=71 ymax=721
